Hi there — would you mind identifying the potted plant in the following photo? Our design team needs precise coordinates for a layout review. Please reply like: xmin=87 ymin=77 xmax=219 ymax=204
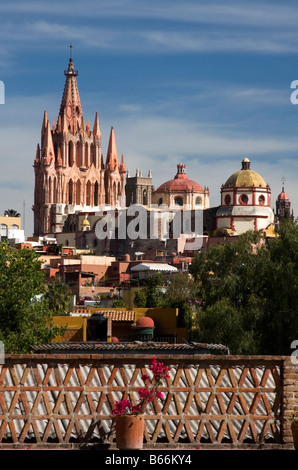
xmin=112 ymin=357 xmax=170 ymax=450
xmin=290 ymin=411 xmax=298 ymax=450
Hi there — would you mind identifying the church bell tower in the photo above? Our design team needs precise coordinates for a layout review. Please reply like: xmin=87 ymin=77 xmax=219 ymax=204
xmin=33 ymin=50 xmax=126 ymax=236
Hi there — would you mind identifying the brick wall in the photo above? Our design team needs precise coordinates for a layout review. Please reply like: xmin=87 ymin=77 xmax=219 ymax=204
xmin=282 ymin=356 xmax=298 ymax=445
xmin=0 ymin=353 xmax=297 ymax=448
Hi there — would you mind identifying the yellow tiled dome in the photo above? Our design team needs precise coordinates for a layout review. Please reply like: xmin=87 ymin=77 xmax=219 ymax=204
xmin=224 ymin=158 xmax=267 ymax=188
xmin=82 ymin=216 xmax=90 ymax=226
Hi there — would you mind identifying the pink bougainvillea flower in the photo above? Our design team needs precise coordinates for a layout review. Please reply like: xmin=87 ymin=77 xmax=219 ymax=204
xmin=112 ymin=357 xmax=170 ymax=416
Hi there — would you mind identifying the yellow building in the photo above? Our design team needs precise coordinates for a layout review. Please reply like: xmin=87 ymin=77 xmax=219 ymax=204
xmin=52 ymin=307 xmax=188 ymax=344
xmin=0 ymin=214 xmax=22 ymax=239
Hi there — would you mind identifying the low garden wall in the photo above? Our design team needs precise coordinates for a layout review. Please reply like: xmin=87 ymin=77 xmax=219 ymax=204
xmin=0 ymin=353 xmax=297 ymax=449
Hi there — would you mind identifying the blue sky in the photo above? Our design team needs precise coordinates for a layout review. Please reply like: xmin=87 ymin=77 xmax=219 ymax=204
xmin=1 ymin=0 xmax=298 ymax=235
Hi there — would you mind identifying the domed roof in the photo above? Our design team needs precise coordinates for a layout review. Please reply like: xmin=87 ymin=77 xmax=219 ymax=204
xmin=82 ymin=216 xmax=90 ymax=226
xmin=278 ymin=187 xmax=289 ymax=200
xmin=224 ymin=158 xmax=267 ymax=188
xmin=155 ymin=164 xmax=204 ymax=193
xmin=135 ymin=317 xmax=155 ymax=328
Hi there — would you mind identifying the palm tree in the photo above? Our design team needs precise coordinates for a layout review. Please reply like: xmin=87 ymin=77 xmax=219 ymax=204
xmin=4 ymin=209 xmax=20 ymax=217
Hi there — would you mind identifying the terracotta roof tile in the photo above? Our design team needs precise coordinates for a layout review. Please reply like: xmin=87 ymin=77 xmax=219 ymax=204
xmin=101 ymin=310 xmax=135 ymax=322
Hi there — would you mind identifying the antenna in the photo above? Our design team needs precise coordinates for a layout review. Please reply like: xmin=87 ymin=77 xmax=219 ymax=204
xmin=23 ymin=199 xmax=26 ymax=233
xmin=69 ymin=44 xmax=74 ymax=61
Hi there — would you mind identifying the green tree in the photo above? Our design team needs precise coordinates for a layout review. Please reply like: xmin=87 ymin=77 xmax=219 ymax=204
xmin=134 ymin=289 xmax=147 ymax=308
xmin=0 ymin=243 xmax=63 ymax=353
xmin=190 ymin=231 xmax=267 ymax=353
xmin=161 ymin=273 xmax=199 ymax=331
xmin=112 ymin=299 xmax=129 ymax=308
xmin=145 ymin=273 xmax=163 ymax=307
xmin=258 ymin=219 xmax=298 ymax=354
xmin=190 ymin=223 xmax=298 ymax=355
xmin=45 ymin=276 xmax=72 ymax=316
xmin=133 ymin=274 xmax=163 ymax=308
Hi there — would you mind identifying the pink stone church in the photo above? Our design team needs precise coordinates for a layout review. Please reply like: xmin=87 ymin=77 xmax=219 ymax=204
xmin=33 ymin=55 xmax=126 ymax=236
xmin=33 ymin=53 xmax=282 ymax=243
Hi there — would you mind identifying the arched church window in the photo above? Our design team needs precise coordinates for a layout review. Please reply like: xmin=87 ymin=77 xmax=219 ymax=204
xmin=48 ymin=177 xmax=52 ymax=204
xmin=94 ymin=181 xmax=99 ymax=206
xmin=175 ymin=196 xmax=183 ymax=206
xmin=195 ymin=196 xmax=202 ymax=205
xmin=76 ymin=142 xmax=81 ymax=167
xmin=158 ymin=198 xmax=163 ymax=205
xmin=86 ymin=181 xmax=91 ymax=206
xmin=84 ymin=143 xmax=89 ymax=167
xmin=10 ymin=224 xmax=19 ymax=230
xmin=68 ymin=180 xmax=73 ymax=204
xmin=143 ymin=189 xmax=148 ymax=205
xmin=68 ymin=141 xmax=74 ymax=166
xmin=91 ymin=143 xmax=96 ymax=166
xmin=53 ymin=177 xmax=57 ymax=204
xmin=54 ymin=143 xmax=58 ymax=162
xmin=113 ymin=182 xmax=117 ymax=205
xmin=76 ymin=180 xmax=81 ymax=206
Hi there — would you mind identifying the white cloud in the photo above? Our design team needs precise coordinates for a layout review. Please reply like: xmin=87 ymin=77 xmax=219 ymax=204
xmin=2 ymin=1 xmax=298 ymax=29
xmin=2 ymin=3 xmax=298 ymax=57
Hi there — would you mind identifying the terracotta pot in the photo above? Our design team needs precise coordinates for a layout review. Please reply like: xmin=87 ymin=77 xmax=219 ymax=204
xmin=291 ymin=422 xmax=298 ymax=450
xmin=115 ymin=414 xmax=144 ymax=450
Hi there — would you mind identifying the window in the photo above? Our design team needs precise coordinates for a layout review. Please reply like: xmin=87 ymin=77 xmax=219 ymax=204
xmin=143 ymin=189 xmax=148 ymax=205
xmin=76 ymin=142 xmax=81 ymax=167
xmin=174 ymin=196 xmax=183 ymax=206
xmin=68 ymin=180 xmax=73 ymax=204
xmin=195 ymin=196 xmax=202 ymax=205
xmin=76 ymin=180 xmax=81 ymax=206
xmin=259 ymin=195 xmax=265 ymax=205
xmin=224 ymin=194 xmax=231 ymax=205
xmin=86 ymin=180 xmax=91 ymax=206
xmin=68 ymin=141 xmax=74 ymax=166
xmin=0 ymin=224 xmax=7 ymax=237
xmin=94 ymin=181 xmax=99 ymax=206
xmin=239 ymin=194 xmax=248 ymax=205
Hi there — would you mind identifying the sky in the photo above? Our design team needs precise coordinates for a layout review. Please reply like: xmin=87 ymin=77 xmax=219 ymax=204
xmin=1 ymin=0 xmax=298 ymax=236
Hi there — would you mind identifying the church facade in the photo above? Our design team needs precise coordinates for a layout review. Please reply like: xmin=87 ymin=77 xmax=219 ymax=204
xmin=33 ymin=56 xmax=126 ymax=236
